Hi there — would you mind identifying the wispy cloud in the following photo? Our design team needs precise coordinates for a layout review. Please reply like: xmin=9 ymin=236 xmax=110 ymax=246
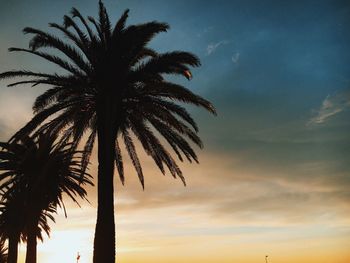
xmin=206 ymin=40 xmax=228 ymax=55
xmin=0 ymin=89 xmax=34 ymax=140
xmin=308 ymin=91 xmax=350 ymax=125
xmin=231 ymin=52 xmax=240 ymax=63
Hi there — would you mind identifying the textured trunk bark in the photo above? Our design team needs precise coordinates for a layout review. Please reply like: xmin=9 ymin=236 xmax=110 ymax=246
xmin=7 ymin=235 xmax=19 ymax=263
xmin=25 ymin=225 xmax=37 ymax=263
xmin=93 ymin=95 xmax=117 ymax=263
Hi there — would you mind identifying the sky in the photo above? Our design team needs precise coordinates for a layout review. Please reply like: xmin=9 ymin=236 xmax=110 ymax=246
xmin=0 ymin=0 xmax=350 ymax=262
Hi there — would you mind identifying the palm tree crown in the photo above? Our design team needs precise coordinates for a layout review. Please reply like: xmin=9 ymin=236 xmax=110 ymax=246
xmin=0 ymin=1 xmax=216 ymax=186
xmin=0 ymin=132 xmax=93 ymax=263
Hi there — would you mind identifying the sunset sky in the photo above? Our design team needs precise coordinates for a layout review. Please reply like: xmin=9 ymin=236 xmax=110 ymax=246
xmin=0 ymin=0 xmax=350 ymax=263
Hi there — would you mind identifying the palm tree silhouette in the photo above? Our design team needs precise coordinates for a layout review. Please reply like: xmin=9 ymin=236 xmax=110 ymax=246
xmin=0 ymin=132 xmax=92 ymax=263
xmin=0 ymin=158 xmax=27 ymax=263
xmin=0 ymin=185 xmax=49 ymax=263
xmin=0 ymin=1 xmax=216 ymax=262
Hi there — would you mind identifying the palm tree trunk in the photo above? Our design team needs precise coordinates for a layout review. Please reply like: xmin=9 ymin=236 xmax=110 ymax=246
xmin=93 ymin=96 xmax=116 ymax=263
xmin=25 ymin=225 xmax=37 ymax=263
xmin=7 ymin=234 xmax=19 ymax=263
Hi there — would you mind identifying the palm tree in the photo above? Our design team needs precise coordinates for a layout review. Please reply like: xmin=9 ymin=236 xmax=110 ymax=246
xmin=0 ymin=179 xmax=54 ymax=263
xmin=0 ymin=171 xmax=26 ymax=263
xmin=0 ymin=132 xmax=93 ymax=263
xmin=0 ymin=1 xmax=216 ymax=262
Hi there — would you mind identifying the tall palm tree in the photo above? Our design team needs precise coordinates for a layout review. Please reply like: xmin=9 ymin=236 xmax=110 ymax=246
xmin=0 ymin=1 xmax=216 ymax=262
xmin=0 ymin=132 xmax=93 ymax=263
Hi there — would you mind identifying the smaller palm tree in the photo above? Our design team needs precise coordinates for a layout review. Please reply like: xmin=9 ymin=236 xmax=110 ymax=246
xmin=0 ymin=186 xmax=51 ymax=263
xmin=0 ymin=182 xmax=26 ymax=263
xmin=0 ymin=132 xmax=93 ymax=263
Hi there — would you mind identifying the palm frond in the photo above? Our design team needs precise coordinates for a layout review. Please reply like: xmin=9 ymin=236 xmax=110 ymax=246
xmin=70 ymin=7 xmax=95 ymax=41
xmin=23 ymin=27 xmax=91 ymax=74
xmin=49 ymin=22 xmax=90 ymax=59
xmin=142 ymin=81 xmax=216 ymax=114
xmin=88 ymin=16 xmax=104 ymax=43
xmin=128 ymin=116 xmax=185 ymax=185
xmin=114 ymin=138 xmax=124 ymax=184
xmin=8 ymin=47 xmax=85 ymax=76
xmin=0 ymin=70 xmax=59 ymax=81
xmin=146 ymin=116 xmax=199 ymax=163
xmin=122 ymin=129 xmax=144 ymax=188
xmin=111 ymin=9 xmax=130 ymax=40
xmin=63 ymin=15 xmax=89 ymax=45
xmin=81 ymin=128 xmax=97 ymax=176
xmin=98 ymin=0 xmax=111 ymax=42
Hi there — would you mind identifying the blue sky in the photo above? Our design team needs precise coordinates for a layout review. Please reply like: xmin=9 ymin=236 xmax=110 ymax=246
xmin=0 ymin=1 xmax=349 ymax=262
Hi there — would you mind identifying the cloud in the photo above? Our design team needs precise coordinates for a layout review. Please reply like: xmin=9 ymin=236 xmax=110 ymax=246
xmin=206 ymin=40 xmax=228 ymax=55
xmin=308 ymin=91 xmax=350 ymax=125
xmin=108 ymin=149 xmax=350 ymax=227
xmin=0 ymin=88 xmax=36 ymax=140
xmin=231 ymin=52 xmax=240 ymax=63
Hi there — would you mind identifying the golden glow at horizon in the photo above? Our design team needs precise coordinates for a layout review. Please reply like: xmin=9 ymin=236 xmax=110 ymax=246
xmin=11 ymin=152 xmax=350 ymax=263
